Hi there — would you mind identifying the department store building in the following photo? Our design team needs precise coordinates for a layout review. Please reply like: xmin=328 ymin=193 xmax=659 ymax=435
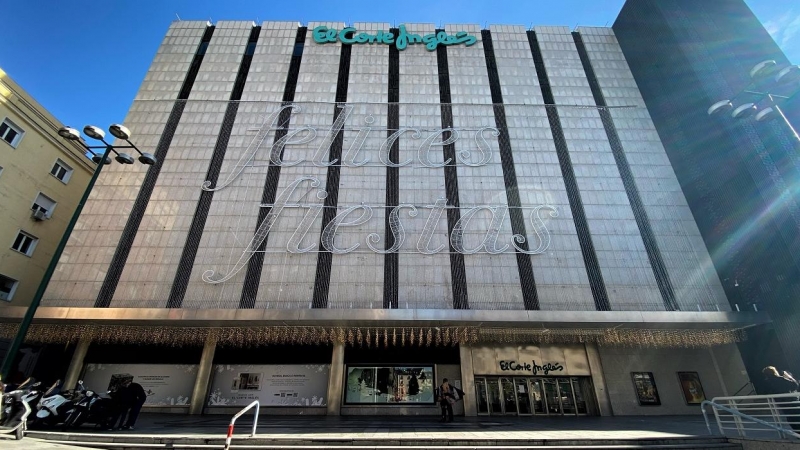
xmin=0 ymin=20 xmax=767 ymax=417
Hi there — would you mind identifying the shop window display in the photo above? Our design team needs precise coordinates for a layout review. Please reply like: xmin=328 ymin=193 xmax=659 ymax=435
xmin=345 ymin=366 xmax=435 ymax=404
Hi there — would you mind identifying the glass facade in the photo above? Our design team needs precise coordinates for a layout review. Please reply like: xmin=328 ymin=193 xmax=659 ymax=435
xmin=344 ymin=365 xmax=435 ymax=404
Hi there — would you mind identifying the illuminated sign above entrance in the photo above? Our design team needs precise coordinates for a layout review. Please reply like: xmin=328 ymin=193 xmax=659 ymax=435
xmin=312 ymin=24 xmax=478 ymax=51
xmin=499 ymin=360 xmax=565 ymax=376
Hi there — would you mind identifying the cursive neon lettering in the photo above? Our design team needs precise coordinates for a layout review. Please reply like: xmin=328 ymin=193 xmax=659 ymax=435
xmin=312 ymin=24 xmax=477 ymax=51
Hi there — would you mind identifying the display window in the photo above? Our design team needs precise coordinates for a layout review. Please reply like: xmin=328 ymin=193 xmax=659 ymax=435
xmin=631 ymin=372 xmax=661 ymax=406
xmin=344 ymin=365 xmax=435 ymax=404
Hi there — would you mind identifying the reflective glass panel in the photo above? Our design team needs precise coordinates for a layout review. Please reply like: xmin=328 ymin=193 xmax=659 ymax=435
xmin=515 ymin=378 xmax=532 ymax=414
xmin=558 ymin=378 xmax=576 ymax=415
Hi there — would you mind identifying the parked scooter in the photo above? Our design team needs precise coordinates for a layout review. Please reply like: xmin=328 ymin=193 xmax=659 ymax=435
xmin=0 ymin=377 xmax=36 ymax=440
xmin=34 ymin=380 xmax=80 ymax=428
xmin=62 ymin=381 xmax=115 ymax=430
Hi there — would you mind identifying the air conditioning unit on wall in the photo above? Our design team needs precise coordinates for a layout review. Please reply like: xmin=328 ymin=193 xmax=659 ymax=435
xmin=31 ymin=209 xmax=48 ymax=221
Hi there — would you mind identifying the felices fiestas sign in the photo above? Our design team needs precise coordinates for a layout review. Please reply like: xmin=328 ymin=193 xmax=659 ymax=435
xmin=499 ymin=360 xmax=564 ymax=376
xmin=312 ymin=24 xmax=477 ymax=51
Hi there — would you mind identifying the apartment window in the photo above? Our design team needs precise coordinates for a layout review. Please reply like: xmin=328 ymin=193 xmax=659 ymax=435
xmin=0 ymin=274 xmax=19 ymax=301
xmin=50 ymin=159 xmax=74 ymax=183
xmin=31 ymin=192 xmax=57 ymax=219
xmin=11 ymin=231 xmax=38 ymax=256
xmin=0 ymin=118 xmax=24 ymax=148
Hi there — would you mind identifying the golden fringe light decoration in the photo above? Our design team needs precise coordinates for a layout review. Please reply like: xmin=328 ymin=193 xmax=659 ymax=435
xmin=0 ymin=323 xmax=745 ymax=349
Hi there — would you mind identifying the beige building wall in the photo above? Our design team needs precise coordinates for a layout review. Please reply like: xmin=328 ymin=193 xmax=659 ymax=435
xmin=0 ymin=68 xmax=94 ymax=307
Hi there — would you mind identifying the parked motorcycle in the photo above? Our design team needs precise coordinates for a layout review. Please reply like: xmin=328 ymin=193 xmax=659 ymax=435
xmin=0 ymin=377 xmax=37 ymax=440
xmin=62 ymin=381 xmax=115 ymax=430
xmin=34 ymin=380 xmax=80 ymax=428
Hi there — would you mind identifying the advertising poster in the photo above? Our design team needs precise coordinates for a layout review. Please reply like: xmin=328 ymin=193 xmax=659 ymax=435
xmin=677 ymin=372 xmax=706 ymax=405
xmin=207 ymin=364 xmax=329 ymax=407
xmin=344 ymin=366 xmax=435 ymax=404
xmin=81 ymin=363 xmax=198 ymax=406
xmin=631 ymin=372 xmax=661 ymax=406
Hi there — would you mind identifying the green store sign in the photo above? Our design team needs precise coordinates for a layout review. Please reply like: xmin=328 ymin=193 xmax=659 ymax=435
xmin=312 ymin=24 xmax=477 ymax=51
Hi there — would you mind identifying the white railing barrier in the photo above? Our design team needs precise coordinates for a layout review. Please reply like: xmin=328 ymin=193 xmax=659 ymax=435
xmin=701 ymin=393 xmax=800 ymax=440
xmin=223 ymin=400 xmax=260 ymax=450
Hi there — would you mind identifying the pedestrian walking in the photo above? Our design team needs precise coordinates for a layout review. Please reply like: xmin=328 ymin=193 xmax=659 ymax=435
xmin=436 ymin=378 xmax=465 ymax=423
xmin=437 ymin=378 xmax=455 ymax=422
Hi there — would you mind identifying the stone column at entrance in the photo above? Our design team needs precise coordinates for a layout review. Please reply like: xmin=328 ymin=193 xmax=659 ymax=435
xmin=63 ymin=337 xmax=91 ymax=390
xmin=459 ymin=345 xmax=477 ymax=416
xmin=585 ymin=343 xmax=613 ymax=416
xmin=189 ymin=336 xmax=217 ymax=415
xmin=326 ymin=342 xmax=345 ymax=415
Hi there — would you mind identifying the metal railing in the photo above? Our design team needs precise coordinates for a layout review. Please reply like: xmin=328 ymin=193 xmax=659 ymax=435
xmin=701 ymin=393 xmax=800 ymax=440
xmin=223 ymin=400 xmax=260 ymax=450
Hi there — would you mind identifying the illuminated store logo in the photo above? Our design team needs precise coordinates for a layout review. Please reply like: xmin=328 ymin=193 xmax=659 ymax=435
xmin=499 ymin=360 xmax=564 ymax=376
xmin=312 ymin=24 xmax=477 ymax=51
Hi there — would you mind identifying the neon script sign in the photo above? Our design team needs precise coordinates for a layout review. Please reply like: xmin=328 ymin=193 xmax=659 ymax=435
xmin=312 ymin=24 xmax=477 ymax=51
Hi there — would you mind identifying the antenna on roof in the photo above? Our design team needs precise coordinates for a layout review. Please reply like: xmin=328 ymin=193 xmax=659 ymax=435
xmin=529 ymin=23 xmax=533 ymax=31
xmin=574 ymin=23 xmax=578 ymax=31
xmin=605 ymin=21 xmax=609 ymax=27
xmin=175 ymin=13 xmax=181 ymax=21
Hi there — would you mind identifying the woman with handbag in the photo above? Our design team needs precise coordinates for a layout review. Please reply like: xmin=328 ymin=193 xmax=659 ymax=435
xmin=437 ymin=379 xmax=465 ymax=423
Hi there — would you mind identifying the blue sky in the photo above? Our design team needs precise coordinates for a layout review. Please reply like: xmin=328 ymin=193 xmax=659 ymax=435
xmin=0 ymin=0 xmax=797 ymax=140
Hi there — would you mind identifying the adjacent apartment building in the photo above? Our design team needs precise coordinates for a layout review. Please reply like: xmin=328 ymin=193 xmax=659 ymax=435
xmin=0 ymin=68 xmax=94 ymax=308
xmin=0 ymin=4 xmax=781 ymax=417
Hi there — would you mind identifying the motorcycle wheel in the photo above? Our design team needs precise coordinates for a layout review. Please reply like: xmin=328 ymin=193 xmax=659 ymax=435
xmin=62 ymin=411 xmax=80 ymax=432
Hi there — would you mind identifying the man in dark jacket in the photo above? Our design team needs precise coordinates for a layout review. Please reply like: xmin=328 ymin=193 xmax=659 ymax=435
xmin=119 ymin=379 xmax=147 ymax=430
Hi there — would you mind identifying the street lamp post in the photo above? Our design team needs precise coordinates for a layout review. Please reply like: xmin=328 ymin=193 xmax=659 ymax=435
xmin=0 ymin=124 xmax=156 ymax=379
xmin=708 ymin=60 xmax=800 ymax=142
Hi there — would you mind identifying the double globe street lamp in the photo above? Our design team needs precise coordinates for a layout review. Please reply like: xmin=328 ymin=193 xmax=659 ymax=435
xmin=707 ymin=60 xmax=800 ymax=142
xmin=0 ymin=124 xmax=156 ymax=379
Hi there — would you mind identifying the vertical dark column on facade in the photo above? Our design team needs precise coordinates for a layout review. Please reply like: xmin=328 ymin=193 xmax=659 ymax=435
xmin=480 ymin=30 xmax=540 ymax=310
xmin=95 ymin=26 xmax=215 ymax=308
xmin=239 ymin=27 xmax=307 ymax=308
xmin=166 ymin=26 xmax=262 ymax=308
xmin=311 ymin=43 xmax=352 ymax=309
xmin=436 ymin=29 xmax=469 ymax=310
xmin=572 ymin=31 xmax=678 ymax=311
xmin=384 ymin=28 xmax=400 ymax=309
xmin=526 ymin=31 xmax=611 ymax=311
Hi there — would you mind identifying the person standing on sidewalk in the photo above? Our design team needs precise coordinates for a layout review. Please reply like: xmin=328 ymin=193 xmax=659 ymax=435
xmin=437 ymin=378 xmax=455 ymax=422
xmin=119 ymin=378 xmax=147 ymax=430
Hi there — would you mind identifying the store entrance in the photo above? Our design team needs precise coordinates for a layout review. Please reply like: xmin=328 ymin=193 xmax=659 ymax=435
xmin=474 ymin=376 xmax=594 ymax=416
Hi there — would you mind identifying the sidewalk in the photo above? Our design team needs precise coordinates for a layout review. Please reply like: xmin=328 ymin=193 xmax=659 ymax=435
xmin=0 ymin=436 xmax=93 ymax=449
xmin=38 ymin=413 xmax=717 ymax=440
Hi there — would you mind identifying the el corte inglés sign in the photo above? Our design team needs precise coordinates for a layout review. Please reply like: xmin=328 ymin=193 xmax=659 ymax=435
xmin=313 ymin=24 xmax=477 ymax=51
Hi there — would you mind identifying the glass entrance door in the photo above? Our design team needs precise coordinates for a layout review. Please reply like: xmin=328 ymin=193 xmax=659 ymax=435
xmin=529 ymin=378 xmax=545 ymax=414
xmin=515 ymin=378 xmax=532 ymax=415
xmin=487 ymin=378 xmax=503 ymax=415
xmin=573 ymin=378 xmax=588 ymax=415
xmin=558 ymin=378 xmax=577 ymax=415
xmin=475 ymin=376 xmax=593 ymax=416
xmin=543 ymin=378 xmax=562 ymax=415
xmin=475 ymin=378 xmax=489 ymax=415
xmin=500 ymin=377 xmax=518 ymax=415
